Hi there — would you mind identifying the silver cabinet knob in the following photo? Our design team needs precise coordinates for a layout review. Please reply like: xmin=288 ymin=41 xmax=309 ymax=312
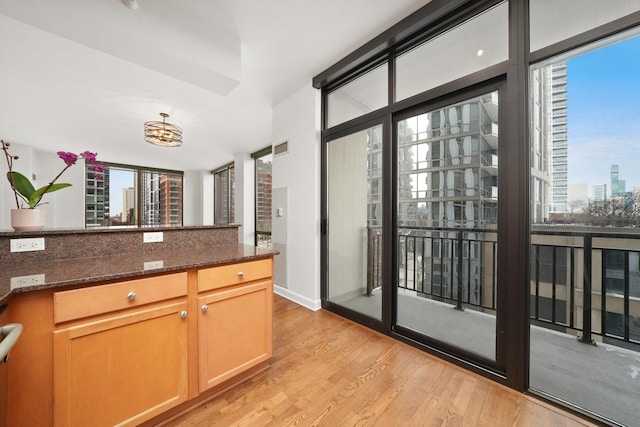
xmin=201 ymin=304 xmax=208 ymax=313
xmin=127 ymin=291 xmax=136 ymax=300
xmin=237 ymin=271 xmax=244 ymax=278
xmin=179 ymin=310 xmax=188 ymax=318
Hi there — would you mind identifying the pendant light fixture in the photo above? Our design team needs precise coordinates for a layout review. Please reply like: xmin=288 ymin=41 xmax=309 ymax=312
xmin=144 ymin=113 xmax=183 ymax=147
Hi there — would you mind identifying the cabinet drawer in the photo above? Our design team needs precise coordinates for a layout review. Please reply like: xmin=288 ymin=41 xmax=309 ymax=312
xmin=54 ymin=272 xmax=188 ymax=324
xmin=197 ymin=259 xmax=272 ymax=292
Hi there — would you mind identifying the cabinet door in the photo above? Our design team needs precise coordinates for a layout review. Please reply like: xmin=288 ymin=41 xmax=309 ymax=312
xmin=198 ymin=280 xmax=273 ymax=391
xmin=53 ymin=302 xmax=189 ymax=427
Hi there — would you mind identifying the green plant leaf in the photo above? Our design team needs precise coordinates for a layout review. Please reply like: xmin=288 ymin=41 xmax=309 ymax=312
xmin=7 ymin=171 xmax=35 ymax=199
xmin=28 ymin=183 xmax=72 ymax=207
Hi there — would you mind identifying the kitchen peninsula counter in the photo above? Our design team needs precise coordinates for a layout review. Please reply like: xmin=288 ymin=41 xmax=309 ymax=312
xmin=1 ymin=225 xmax=278 ymax=426
xmin=0 ymin=243 xmax=276 ymax=303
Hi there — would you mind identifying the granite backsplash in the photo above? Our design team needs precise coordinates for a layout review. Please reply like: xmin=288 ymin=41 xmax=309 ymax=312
xmin=0 ymin=225 xmax=239 ymax=264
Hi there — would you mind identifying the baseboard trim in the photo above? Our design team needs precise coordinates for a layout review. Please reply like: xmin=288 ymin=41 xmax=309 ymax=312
xmin=274 ymin=283 xmax=321 ymax=311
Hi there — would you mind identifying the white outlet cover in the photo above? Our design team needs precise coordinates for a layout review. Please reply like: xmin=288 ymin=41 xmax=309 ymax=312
xmin=10 ymin=237 xmax=45 ymax=252
xmin=143 ymin=232 xmax=163 ymax=243
xmin=10 ymin=274 xmax=45 ymax=289
xmin=144 ymin=260 xmax=164 ymax=270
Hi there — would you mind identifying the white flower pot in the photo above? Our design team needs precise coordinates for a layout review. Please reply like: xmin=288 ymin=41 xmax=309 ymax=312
xmin=11 ymin=208 xmax=46 ymax=232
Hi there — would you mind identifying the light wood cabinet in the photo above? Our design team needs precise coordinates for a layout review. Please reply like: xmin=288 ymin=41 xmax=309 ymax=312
xmin=198 ymin=279 xmax=273 ymax=391
xmin=52 ymin=274 xmax=189 ymax=427
xmin=5 ymin=256 xmax=274 ymax=426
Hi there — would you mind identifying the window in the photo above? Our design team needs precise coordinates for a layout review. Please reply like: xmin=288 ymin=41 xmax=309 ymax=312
xmin=213 ymin=162 xmax=235 ymax=224
xmin=85 ymin=163 xmax=183 ymax=227
xmin=395 ymin=2 xmax=508 ymax=101
xmin=327 ymin=62 xmax=388 ymax=128
xmin=252 ymin=147 xmax=272 ymax=248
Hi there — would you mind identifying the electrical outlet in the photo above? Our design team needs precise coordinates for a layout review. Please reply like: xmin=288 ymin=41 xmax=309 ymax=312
xmin=10 ymin=237 xmax=45 ymax=253
xmin=143 ymin=232 xmax=163 ymax=243
xmin=10 ymin=274 xmax=45 ymax=288
xmin=144 ymin=260 xmax=164 ymax=270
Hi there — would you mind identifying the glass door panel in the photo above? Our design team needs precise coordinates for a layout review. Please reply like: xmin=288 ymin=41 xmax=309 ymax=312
xmin=529 ymin=29 xmax=640 ymax=427
xmin=396 ymin=91 xmax=499 ymax=362
xmin=327 ymin=125 xmax=383 ymax=321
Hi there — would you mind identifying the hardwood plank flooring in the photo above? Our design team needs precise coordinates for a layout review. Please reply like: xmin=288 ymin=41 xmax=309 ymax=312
xmin=165 ymin=295 xmax=597 ymax=427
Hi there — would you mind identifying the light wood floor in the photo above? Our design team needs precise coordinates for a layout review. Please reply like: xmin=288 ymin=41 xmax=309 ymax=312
xmin=166 ymin=295 xmax=597 ymax=427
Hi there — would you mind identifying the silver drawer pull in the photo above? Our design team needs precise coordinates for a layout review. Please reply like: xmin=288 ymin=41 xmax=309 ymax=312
xmin=237 ymin=271 xmax=244 ymax=278
xmin=201 ymin=304 xmax=208 ymax=313
xmin=127 ymin=291 xmax=136 ymax=301
xmin=180 ymin=311 xmax=188 ymax=319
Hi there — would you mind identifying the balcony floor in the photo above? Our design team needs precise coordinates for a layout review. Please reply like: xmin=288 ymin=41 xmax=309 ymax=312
xmin=338 ymin=291 xmax=640 ymax=427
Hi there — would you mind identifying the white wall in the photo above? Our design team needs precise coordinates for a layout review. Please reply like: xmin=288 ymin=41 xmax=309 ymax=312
xmin=200 ymin=172 xmax=214 ymax=225
xmin=271 ymin=84 xmax=321 ymax=310
xmin=183 ymin=170 xmax=211 ymax=226
xmin=234 ymin=152 xmax=255 ymax=244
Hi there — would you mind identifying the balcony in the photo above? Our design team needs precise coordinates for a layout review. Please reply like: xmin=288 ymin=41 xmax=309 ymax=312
xmin=480 ymin=122 xmax=498 ymax=149
xmin=481 ymin=92 xmax=498 ymax=123
xmin=358 ymin=226 xmax=639 ymax=426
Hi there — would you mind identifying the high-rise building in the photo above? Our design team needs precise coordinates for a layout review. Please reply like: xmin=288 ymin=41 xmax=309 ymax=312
xmin=593 ymin=184 xmax=607 ymax=202
xmin=141 ymin=172 xmax=182 ymax=226
xmin=122 ymin=187 xmax=135 ymax=225
xmin=85 ymin=165 xmax=109 ymax=227
xmin=529 ymin=61 xmax=568 ymax=220
xmin=397 ymin=92 xmax=499 ymax=229
xmin=142 ymin=173 xmax=160 ymax=226
xmin=547 ymin=62 xmax=568 ymax=213
xmin=611 ymin=164 xmax=626 ymax=197
xmin=158 ymin=175 xmax=182 ymax=225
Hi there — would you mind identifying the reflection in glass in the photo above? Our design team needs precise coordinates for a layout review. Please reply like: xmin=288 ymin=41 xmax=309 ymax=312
xmin=396 ymin=91 xmax=499 ymax=361
xmin=327 ymin=125 xmax=383 ymax=320
xmin=529 ymin=30 xmax=640 ymax=427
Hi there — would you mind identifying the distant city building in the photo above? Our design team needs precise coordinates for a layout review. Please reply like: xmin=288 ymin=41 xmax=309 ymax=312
xmin=593 ymin=184 xmax=607 ymax=202
xmin=122 ymin=187 xmax=135 ymax=225
xmin=85 ymin=166 xmax=109 ymax=227
xmin=547 ymin=62 xmax=568 ymax=214
xmin=397 ymin=91 xmax=499 ymax=229
xmin=530 ymin=62 xmax=568 ymax=221
xmin=142 ymin=173 xmax=182 ymax=226
xmin=158 ymin=175 xmax=182 ymax=225
xmin=611 ymin=164 xmax=626 ymax=197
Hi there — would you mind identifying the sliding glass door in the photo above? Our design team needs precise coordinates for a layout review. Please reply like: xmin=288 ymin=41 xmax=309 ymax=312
xmin=326 ymin=124 xmax=383 ymax=321
xmin=395 ymin=90 xmax=500 ymax=365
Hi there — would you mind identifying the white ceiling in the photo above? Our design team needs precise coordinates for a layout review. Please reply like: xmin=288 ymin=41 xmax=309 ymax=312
xmin=0 ymin=0 xmax=430 ymax=171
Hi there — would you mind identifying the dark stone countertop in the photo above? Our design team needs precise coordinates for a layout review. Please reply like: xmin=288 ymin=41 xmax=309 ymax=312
xmin=0 ymin=244 xmax=277 ymax=304
xmin=0 ymin=224 xmax=240 ymax=237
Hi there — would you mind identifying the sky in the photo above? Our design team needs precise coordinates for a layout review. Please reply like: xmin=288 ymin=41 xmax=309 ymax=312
xmin=566 ymin=32 xmax=640 ymax=194
xmin=109 ymin=169 xmax=135 ymax=217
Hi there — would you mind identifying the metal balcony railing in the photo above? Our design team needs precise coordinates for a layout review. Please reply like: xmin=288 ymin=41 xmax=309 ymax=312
xmin=366 ymin=226 xmax=640 ymax=349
